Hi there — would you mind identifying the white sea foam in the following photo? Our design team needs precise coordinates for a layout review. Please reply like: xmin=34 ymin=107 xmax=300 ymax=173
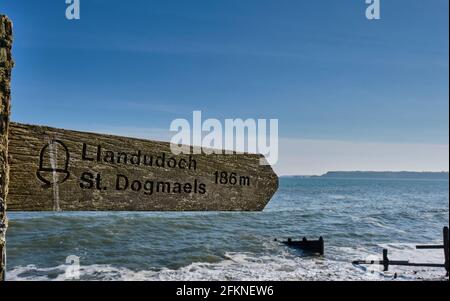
xmin=7 ymin=244 xmax=448 ymax=281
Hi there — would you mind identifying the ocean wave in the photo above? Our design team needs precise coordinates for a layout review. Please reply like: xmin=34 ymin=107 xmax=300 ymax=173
xmin=7 ymin=248 xmax=447 ymax=281
xmin=6 ymin=178 xmax=448 ymax=281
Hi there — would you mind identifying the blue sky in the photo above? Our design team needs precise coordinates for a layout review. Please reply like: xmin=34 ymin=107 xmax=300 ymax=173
xmin=1 ymin=0 xmax=448 ymax=174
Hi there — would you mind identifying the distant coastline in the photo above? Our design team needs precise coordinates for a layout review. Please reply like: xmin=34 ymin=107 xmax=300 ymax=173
xmin=284 ymin=171 xmax=449 ymax=180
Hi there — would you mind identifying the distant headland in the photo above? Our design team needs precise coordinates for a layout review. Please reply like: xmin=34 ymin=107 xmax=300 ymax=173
xmin=288 ymin=171 xmax=449 ymax=180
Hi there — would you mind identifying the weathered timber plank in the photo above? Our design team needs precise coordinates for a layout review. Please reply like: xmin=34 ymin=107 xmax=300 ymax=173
xmin=7 ymin=122 xmax=278 ymax=211
xmin=0 ymin=14 xmax=13 ymax=281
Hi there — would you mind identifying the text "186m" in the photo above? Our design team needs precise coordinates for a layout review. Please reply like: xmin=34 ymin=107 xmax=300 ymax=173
xmin=214 ymin=171 xmax=250 ymax=186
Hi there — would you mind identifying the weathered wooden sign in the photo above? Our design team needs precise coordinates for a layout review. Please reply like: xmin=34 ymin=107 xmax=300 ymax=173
xmin=7 ymin=122 xmax=278 ymax=211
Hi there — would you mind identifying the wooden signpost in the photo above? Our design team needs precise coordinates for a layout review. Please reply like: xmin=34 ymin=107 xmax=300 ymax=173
xmin=7 ymin=122 xmax=278 ymax=212
xmin=0 ymin=14 xmax=278 ymax=280
xmin=1 ymin=14 xmax=13 ymax=281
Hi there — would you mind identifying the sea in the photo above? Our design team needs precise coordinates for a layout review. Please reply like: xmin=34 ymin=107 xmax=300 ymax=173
xmin=5 ymin=176 xmax=449 ymax=281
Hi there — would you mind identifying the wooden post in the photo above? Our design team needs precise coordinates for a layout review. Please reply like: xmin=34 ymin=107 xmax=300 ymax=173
xmin=444 ymin=226 xmax=449 ymax=276
xmin=0 ymin=14 xmax=13 ymax=281
xmin=382 ymin=249 xmax=389 ymax=271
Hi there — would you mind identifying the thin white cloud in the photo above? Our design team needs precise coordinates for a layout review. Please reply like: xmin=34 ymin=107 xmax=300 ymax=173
xmin=275 ymin=138 xmax=449 ymax=176
xmin=77 ymin=125 xmax=449 ymax=176
xmin=74 ymin=125 xmax=172 ymax=142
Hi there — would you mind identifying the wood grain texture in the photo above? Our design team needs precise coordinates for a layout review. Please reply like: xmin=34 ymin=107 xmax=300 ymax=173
xmin=8 ymin=122 xmax=278 ymax=211
xmin=0 ymin=14 xmax=13 ymax=281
